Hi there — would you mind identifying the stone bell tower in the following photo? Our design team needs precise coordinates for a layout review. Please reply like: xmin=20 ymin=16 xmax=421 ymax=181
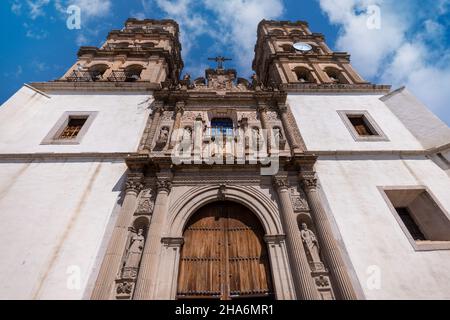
xmin=60 ymin=18 xmax=183 ymax=85
xmin=252 ymin=20 xmax=368 ymax=88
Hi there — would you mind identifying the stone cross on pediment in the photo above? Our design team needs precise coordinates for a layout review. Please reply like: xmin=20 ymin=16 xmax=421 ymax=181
xmin=208 ymin=56 xmax=232 ymax=70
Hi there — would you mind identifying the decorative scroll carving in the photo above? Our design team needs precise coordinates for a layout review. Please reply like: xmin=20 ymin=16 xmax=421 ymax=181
xmin=182 ymin=111 xmax=198 ymax=122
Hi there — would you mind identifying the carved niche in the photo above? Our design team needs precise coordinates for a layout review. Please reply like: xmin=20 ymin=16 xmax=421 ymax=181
xmin=115 ymin=227 xmax=146 ymax=299
xmin=154 ymin=126 xmax=170 ymax=149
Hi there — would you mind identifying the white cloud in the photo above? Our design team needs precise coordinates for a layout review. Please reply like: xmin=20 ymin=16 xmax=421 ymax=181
xmin=11 ymin=1 xmax=22 ymax=15
xmin=67 ymin=0 xmax=112 ymax=18
xmin=318 ymin=0 xmax=450 ymax=124
xmin=142 ymin=0 xmax=284 ymax=78
xmin=27 ymin=0 xmax=50 ymax=19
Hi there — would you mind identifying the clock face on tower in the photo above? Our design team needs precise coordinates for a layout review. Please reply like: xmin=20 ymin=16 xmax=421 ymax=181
xmin=293 ymin=42 xmax=313 ymax=53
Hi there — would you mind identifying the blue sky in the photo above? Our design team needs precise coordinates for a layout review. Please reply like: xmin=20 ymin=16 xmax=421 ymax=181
xmin=1 ymin=0 xmax=449 ymax=125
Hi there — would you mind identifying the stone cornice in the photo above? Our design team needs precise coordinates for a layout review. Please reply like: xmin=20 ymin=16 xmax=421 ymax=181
xmin=0 ymin=152 xmax=134 ymax=161
xmin=28 ymin=81 xmax=160 ymax=93
xmin=280 ymin=83 xmax=391 ymax=94
xmin=154 ymin=89 xmax=287 ymax=104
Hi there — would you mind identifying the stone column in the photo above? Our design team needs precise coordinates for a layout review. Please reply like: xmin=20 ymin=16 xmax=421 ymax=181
xmin=91 ymin=174 xmax=144 ymax=300
xmin=143 ymin=101 xmax=165 ymax=151
xmin=133 ymin=173 xmax=173 ymax=300
xmin=277 ymin=103 xmax=301 ymax=152
xmin=300 ymin=171 xmax=358 ymax=300
xmin=257 ymin=102 xmax=271 ymax=154
xmin=273 ymin=176 xmax=320 ymax=300
xmin=169 ymin=101 xmax=185 ymax=149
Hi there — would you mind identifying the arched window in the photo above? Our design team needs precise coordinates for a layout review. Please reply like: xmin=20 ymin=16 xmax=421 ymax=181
xmin=211 ymin=118 xmax=233 ymax=137
xmin=293 ymin=67 xmax=315 ymax=83
xmin=289 ymin=29 xmax=304 ymax=36
xmin=115 ymin=42 xmax=130 ymax=49
xmin=270 ymin=29 xmax=285 ymax=35
xmin=280 ymin=44 xmax=293 ymax=52
xmin=140 ymin=42 xmax=156 ymax=50
xmin=324 ymin=67 xmax=348 ymax=84
xmin=124 ymin=64 xmax=143 ymax=82
xmin=88 ymin=64 xmax=109 ymax=81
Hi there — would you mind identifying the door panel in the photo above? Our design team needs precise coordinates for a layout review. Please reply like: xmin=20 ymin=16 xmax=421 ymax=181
xmin=176 ymin=201 xmax=273 ymax=300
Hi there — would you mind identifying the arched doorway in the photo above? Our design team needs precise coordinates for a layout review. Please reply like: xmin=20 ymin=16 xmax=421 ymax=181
xmin=176 ymin=201 xmax=274 ymax=300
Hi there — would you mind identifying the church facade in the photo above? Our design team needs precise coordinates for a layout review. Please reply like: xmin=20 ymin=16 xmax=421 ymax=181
xmin=1 ymin=19 xmax=450 ymax=300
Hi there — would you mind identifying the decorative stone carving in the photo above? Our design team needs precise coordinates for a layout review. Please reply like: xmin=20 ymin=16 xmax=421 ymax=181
xmin=155 ymin=126 xmax=170 ymax=148
xmin=266 ymin=111 xmax=279 ymax=121
xmin=273 ymin=127 xmax=287 ymax=150
xmin=121 ymin=228 xmax=145 ymax=279
xmin=273 ymin=176 xmax=289 ymax=190
xmin=218 ymin=184 xmax=227 ymax=201
xmin=182 ymin=111 xmax=197 ymax=122
xmin=161 ymin=111 xmax=174 ymax=121
xmin=290 ymin=188 xmax=309 ymax=212
xmin=135 ymin=189 xmax=155 ymax=215
xmin=115 ymin=280 xmax=135 ymax=299
xmin=125 ymin=179 xmax=144 ymax=194
xmin=302 ymin=174 xmax=318 ymax=191
xmin=315 ymin=275 xmax=329 ymax=287
xmin=156 ymin=179 xmax=172 ymax=193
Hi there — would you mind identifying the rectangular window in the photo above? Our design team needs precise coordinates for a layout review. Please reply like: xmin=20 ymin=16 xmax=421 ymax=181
xmin=41 ymin=111 xmax=98 ymax=145
xmin=348 ymin=115 xmax=375 ymax=136
xmin=337 ymin=110 xmax=389 ymax=142
xmin=395 ymin=207 xmax=426 ymax=241
xmin=58 ymin=117 xmax=88 ymax=140
xmin=380 ymin=187 xmax=450 ymax=251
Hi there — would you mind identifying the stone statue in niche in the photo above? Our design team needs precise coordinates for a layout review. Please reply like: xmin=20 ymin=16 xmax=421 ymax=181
xmin=135 ymin=197 xmax=154 ymax=215
xmin=122 ymin=228 xmax=145 ymax=278
xmin=300 ymin=223 xmax=321 ymax=264
xmin=273 ymin=127 xmax=287 ymax=150
xmin=155 ymin=126 xmax=170 ymax=148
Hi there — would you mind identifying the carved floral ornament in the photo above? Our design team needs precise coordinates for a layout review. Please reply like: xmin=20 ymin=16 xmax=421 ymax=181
xmin=272 ymin=176 xmax=289 ymax=190
xmin=301 ymin=172 xmax=318 ymax=191
xmin=156 ymin=178 xmax=172 ymax=193
xmin=125 ymin=178 xmax=144 ymax=194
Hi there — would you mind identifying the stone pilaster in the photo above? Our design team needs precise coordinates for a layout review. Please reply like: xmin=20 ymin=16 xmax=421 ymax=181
xmin=133 ymin=173 xmax=173 ymax=300
xmin=144 ymin=101 xmax=165 ymax=151
xmin=300 ymin=171 xmax=358 ymax=300
xmin=91 ymin=174 xmax=144 ymax=300
xmin=273 ymin=175 xmax=320 ymax=300
xmin=277 ymin=103 xmax=301 ymax=152
xmin=169 ymin=101 xmax=185 ymax=149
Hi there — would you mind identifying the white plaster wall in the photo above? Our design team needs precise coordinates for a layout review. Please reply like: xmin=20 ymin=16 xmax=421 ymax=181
xmin=316 ymin=156 xmax=450 ymax=299
xmin=288 ymin=93 xmax=423 ymax=151
xmin=381 ymin=88 xmax=450 ymax=149
xmin=0 ymin=159 xmax=126 ymax=299
xmin=0 ymin=86 xmax=152 ymax=154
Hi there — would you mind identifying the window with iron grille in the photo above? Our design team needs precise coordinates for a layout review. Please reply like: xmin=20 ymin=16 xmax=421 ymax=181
xmin=58 ymin=117 xmax=88 ymax=140
xmin=41 ymin=111 xmax=98 ymax=145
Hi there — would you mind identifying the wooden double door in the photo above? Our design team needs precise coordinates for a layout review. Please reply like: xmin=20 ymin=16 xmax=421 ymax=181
xmin=177 ymin=201 xmax=274 ymax=300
